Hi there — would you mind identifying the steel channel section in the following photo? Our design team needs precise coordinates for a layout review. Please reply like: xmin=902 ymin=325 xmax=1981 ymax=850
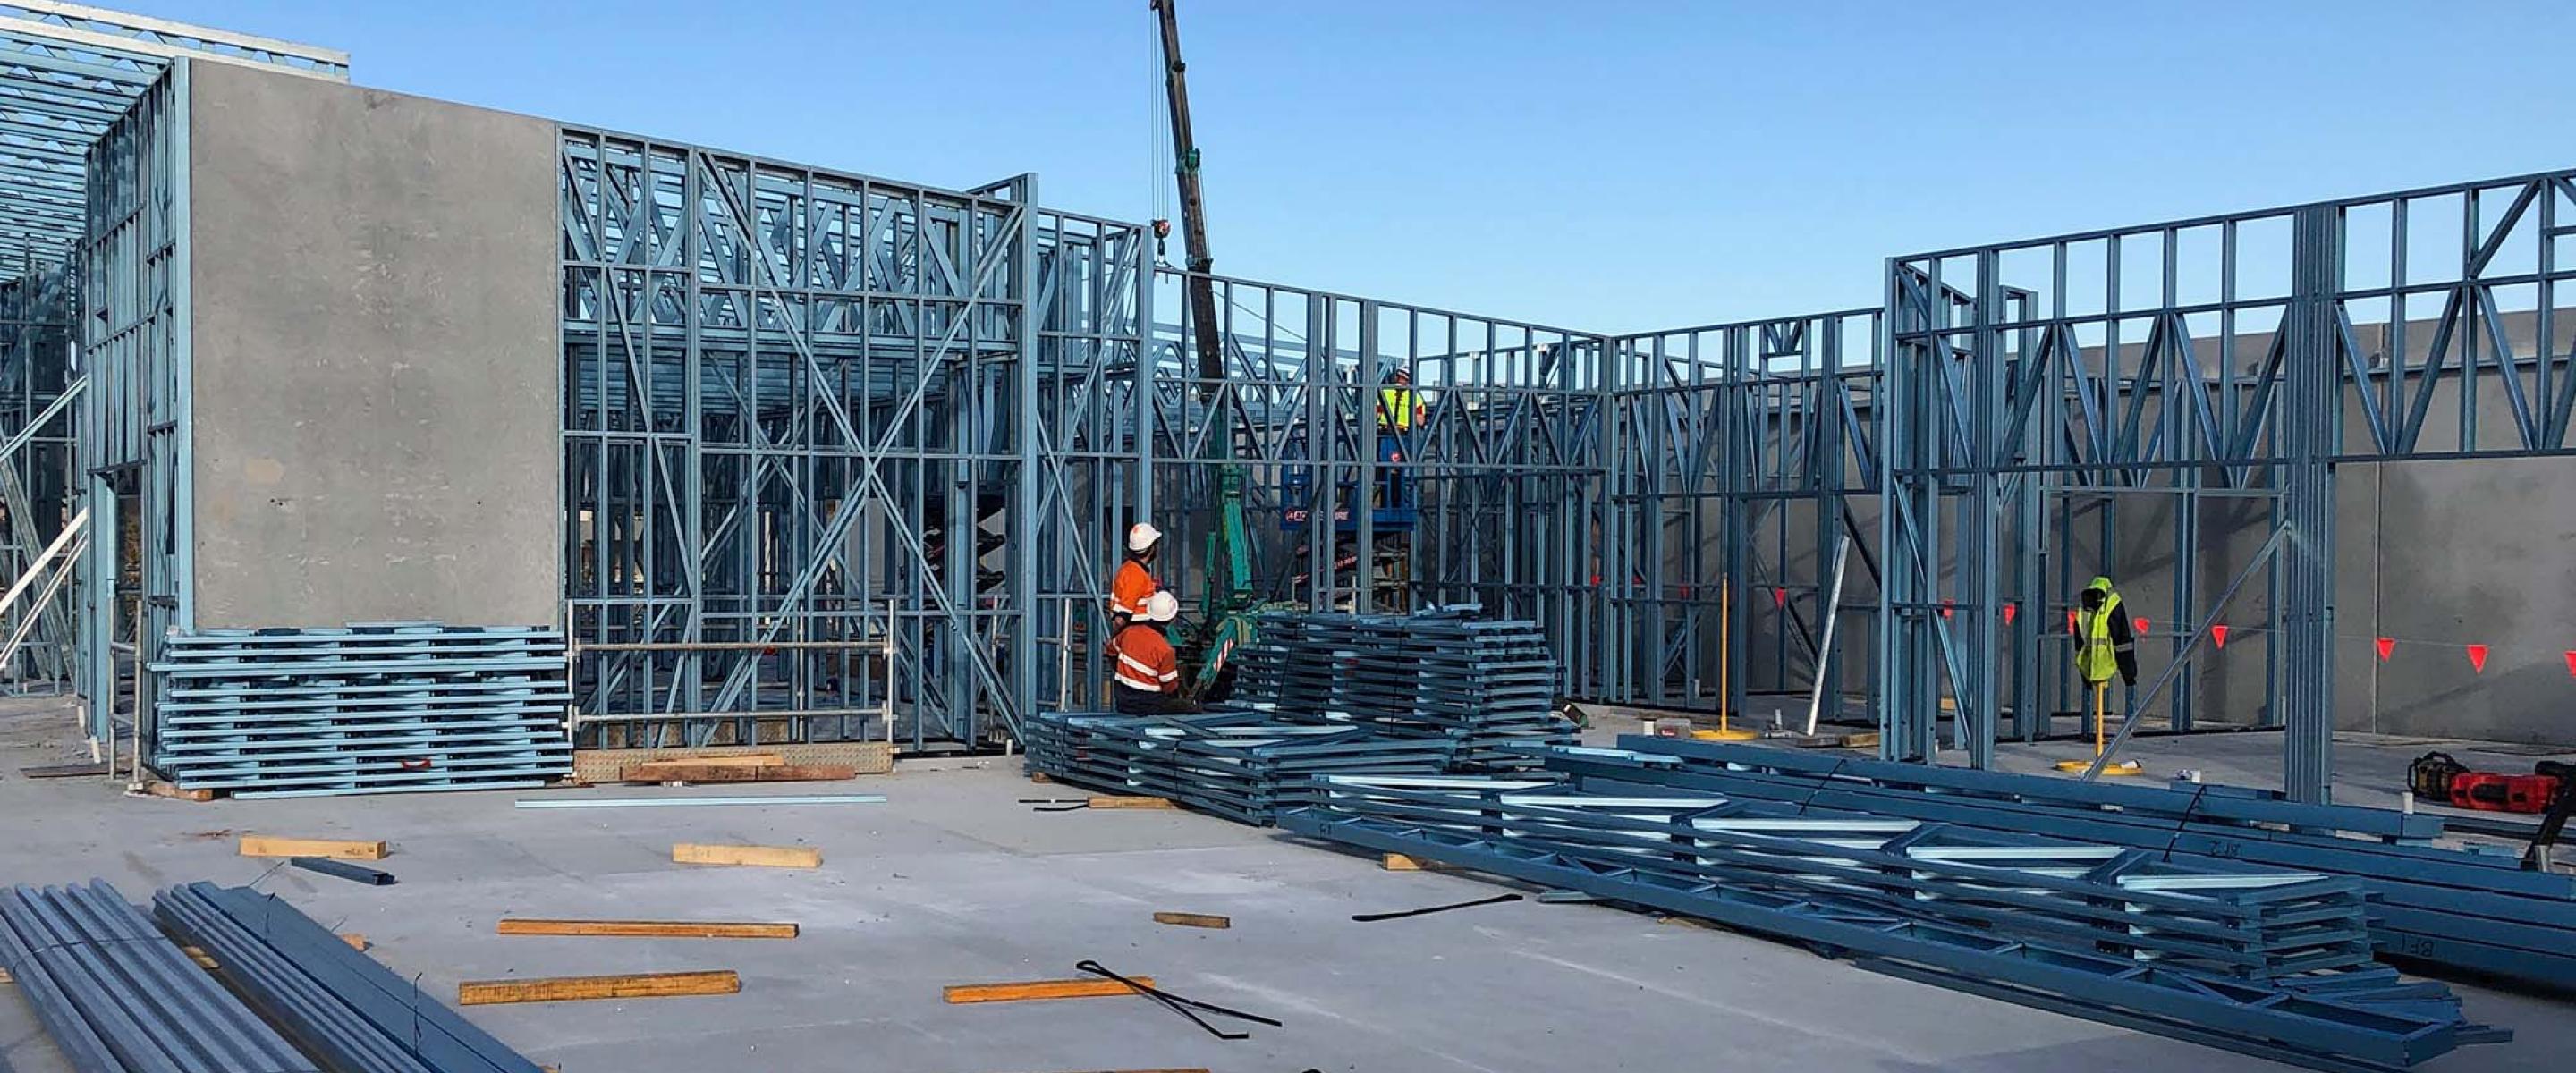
xmin=1279 ymin=778 xmax=2493 ymax=1072
xmin=0 ymin=880 xmax=318 ymax=1072
xmin=155 ymin=883 xmax=541 ymax=1073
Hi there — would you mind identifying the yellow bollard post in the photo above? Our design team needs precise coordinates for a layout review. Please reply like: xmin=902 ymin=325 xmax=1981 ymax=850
xmin=1695 ymin=578 xmax=1757 ymax=741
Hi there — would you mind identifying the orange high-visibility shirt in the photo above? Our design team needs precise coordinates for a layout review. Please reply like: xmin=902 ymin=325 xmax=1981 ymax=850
xmin=1109 ymin=558 xmax=1159 ymax=617
xmin=1111 ymin=623 xmax=1179 ymax=693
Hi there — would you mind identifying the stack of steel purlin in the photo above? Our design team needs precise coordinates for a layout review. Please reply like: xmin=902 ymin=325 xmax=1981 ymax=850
xmin=148 ymin=622 xmax=573 ymax=798
xmin=0 ymin=881 xmax=321 ymax=1071
xmin=1023 ymin=710 xmax=1457 ymax=824
xmin=1221 ymin=608 xmax=1572 ymax=768
xmin=1277 ymin=769 xmax=2508 ymax=1073
xmin=1029 ymin=610 xmax=1574 ymax=821
xmin=156 ymin=883 xmax=544 ymax=1073
xmin=1544 ymin=736 xmax=2576 ymax=994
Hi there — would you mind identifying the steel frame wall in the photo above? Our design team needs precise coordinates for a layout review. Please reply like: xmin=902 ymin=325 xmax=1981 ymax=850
xmin=558 ymin=126 xmax=1063 ymax=749
xmin=68 ymin=50 xmax=2576 ymax=797
xmin=1139 ymin=269 xmax=1612 ymax=697
xmin=1883 ymin=168 xmax=2576 ymax=800
xmin=1602 ymin=309 xmax=1883 ymax=718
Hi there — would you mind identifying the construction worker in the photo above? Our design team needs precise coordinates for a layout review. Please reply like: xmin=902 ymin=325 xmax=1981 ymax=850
xmin=1374 ymin=367 xmax=1424 ymax=507
xmin=1109 ymin=521 xmax=1164 ymax=629
xmin=2075 ymin=576 xmax=2140 ymax=691
xmin=1110 ymin=590 xmax=1193 ymax=714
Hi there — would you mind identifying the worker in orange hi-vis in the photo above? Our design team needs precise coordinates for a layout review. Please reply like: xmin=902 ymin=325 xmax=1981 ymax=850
xmin=1108 ymin=521 xmax=1165 ymax=629
xmin=1110 ymin=591 xmax=1194 ymax=715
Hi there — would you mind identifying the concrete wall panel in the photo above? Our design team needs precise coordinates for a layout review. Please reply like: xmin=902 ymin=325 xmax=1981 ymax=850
xmin=186 ymin=63 xmax=560 ymax=628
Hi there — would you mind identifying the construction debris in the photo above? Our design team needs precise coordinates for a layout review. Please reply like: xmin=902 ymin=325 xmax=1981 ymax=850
xmin=497 ymin=918 xmax=799 ymax=939
xmin=1085 ymin=795 xmax=1178 ymax=810
xmin=1351 ymin=893 xmax=1521 ymax=923
xmin=457 ymin=970 xmax=741 ymax=1006
xmin=672 ymin=842 xmax=822 ymax=869
xmin=945 ymin=976 xmax=1157 ymax=1004
xmin=18 ymin=761 xmax=106 ymax=778
xmin=569 ymin=742 xmax=893 ymax=785
xmin=514 ymin=793 xmax=884 ymax=809
xmin=1150 ymin=912 xmax=1230 ymax=929
xmin=1072 ymin=960 xmax=1280 ymax=1040
xmin=239 ymin=835 xmax=388 ymax=860
xmin=290 ymin=858 xmax=395 ymax=886
xmin=621 ymin=763 xmax=858 ymax=784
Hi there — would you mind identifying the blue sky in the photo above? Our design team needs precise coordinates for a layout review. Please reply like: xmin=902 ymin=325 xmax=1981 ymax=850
xmin=136 ymin=1 xmax=2576 ymax=333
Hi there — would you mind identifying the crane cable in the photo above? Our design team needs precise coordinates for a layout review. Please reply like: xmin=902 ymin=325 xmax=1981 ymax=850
xmin=1147 ymin=3 xmax=1172 ymax=264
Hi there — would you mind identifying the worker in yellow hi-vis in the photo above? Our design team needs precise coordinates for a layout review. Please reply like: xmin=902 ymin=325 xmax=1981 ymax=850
xmin=2061 ymin=575 xmax=2145 ymax=775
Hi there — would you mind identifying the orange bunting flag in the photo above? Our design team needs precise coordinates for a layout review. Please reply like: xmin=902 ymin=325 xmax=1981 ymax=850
xmin=2375 ymin=637 xmax=2395 ymax=661
xmin=2466 ymin=644 xmax=2489 ymax=673
xmin=2001 ymin=602 xmax=2018 ymax=625
xmin=2066 ymin=610 xmax=2080 ymax=636
xmin=2210 ymin=624 xmax=2229 ymax=649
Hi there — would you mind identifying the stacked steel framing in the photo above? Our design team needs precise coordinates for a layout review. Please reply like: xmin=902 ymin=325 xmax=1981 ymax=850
xmin=1279 ymin=771 xmax=2507 ymax=1072
xmin=1560 ymin=735 xmax=2576 ymax=993
xmin=146 ymin=624 xmax=572 ymax=797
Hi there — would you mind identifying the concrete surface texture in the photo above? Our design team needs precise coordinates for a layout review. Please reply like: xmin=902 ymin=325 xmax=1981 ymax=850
xmin=0 ymin=698 xmax=2571 ymax=1072
xmin=184 ymin=62 xmax=561 ymax=629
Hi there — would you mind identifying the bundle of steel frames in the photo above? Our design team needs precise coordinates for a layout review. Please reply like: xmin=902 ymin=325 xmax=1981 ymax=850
xmin=0 ymin=881 xmax=319 ymax=1071
xmin=1221 ymin=609 xmax=1572 ymax=767
xmin=1025 ymin=710 xmax=1460 ymax=824
xmin=156 ymin=883 xmax=543 ymax=1073
xmin=1549 ymin=737 xmax=2576 ymax=992
xmin=147 ymin=623 xmax=572 ymax=798
xmin=1275 ymin=773 xmax=2507 ymax=1073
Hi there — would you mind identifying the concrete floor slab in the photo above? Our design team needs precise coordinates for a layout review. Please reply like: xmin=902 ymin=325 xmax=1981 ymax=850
xmin=0 ymin=697 xmax=2566 ymax=1072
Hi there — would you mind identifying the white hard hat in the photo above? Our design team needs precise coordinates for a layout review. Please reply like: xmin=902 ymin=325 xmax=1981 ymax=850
xmin=1127 ymin=522 xmax=1163 ymax=553
xmin=1143 ymin=590 xmax=1180 ymax=623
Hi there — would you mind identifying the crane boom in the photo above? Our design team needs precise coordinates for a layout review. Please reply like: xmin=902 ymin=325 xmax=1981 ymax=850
xmin=1151 ymin=0 xmax=1226 ymax=392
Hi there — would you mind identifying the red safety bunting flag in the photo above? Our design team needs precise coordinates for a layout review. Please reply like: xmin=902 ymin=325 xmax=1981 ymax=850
xmin=2002 ymin=602 xmax=2018 ymax=626
xmin=2132 ymin=617 xmax=2150 ymax=635
xmin=2210 ymin=624 xmax=2229 ymax=649
xmin=2466 ymin=644 xmax=2489 ymax=673
xmin=2564 ymin=651 xmax=2576 ymax=679
xmin=2066 ymin=610 xmax=2080 ymax=636
xmin=1773 ymin=587 xmax=1788 ymax=609
xmin=1941 ymin=598 xmax=1955 ymax=620
xmin=2376 ymin=637 xmax=2395 ymax=661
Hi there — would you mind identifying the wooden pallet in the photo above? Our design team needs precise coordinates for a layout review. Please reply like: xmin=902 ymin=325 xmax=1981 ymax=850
xmin=570 ymin=742 xmax=892 ymax=784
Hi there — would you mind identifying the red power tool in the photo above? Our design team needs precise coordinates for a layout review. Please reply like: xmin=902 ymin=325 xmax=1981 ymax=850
xmin=2408 ymin=752 xmax=2568 ymax=813
xmin=2408 ymin=752 xmax=2575 ymax=870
